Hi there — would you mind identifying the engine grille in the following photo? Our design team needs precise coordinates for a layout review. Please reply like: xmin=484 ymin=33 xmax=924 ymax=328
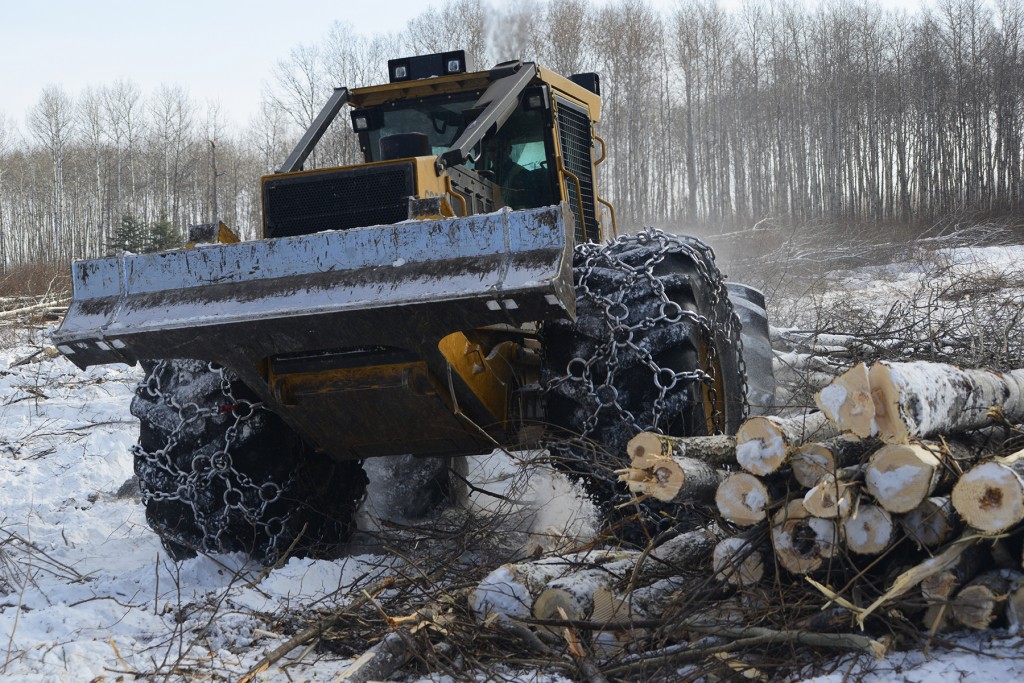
xmin=555 ymin=97 xmax=597 ymax=244
xmin=263 ymin=163 xmax=415 ymax=238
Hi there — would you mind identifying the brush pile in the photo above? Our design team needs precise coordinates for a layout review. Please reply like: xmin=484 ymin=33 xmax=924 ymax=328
xmin=465 ymin=358 xmax=1024 ymax=680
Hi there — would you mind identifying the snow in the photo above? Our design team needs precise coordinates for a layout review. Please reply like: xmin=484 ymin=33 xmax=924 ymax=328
xmin=816 ymin=383 xmax=847 ymax=421
xmin=736 ymin=434 xmax=783 ymax=473
xmin=866 ymin=463 xmax=925 ymax=502
xmin=0 ymin=235 xmax=1022 ymax=680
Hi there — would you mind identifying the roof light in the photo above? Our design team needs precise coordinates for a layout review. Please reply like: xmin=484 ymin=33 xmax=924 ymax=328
xmin=394 ymin=65 xmax=408 ymax=80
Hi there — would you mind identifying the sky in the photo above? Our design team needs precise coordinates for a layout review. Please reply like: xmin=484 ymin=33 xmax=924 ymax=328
xmin=2 ymin=0 xmax=926 ymax=134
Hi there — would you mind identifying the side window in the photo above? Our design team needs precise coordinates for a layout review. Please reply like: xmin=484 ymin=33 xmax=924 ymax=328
xmin=479 ymin=108 xmax=554 ymax=210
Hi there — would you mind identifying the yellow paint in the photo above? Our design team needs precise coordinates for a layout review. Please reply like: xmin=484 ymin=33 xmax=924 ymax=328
xmin=438 ymin=332 xmax=520 ymax=424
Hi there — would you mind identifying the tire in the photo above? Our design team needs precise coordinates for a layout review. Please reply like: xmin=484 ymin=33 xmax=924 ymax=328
xmin=541 ymin=230 xmax=746 ymax=536
xmin=130 ymin=359 xmax=367 ymax=563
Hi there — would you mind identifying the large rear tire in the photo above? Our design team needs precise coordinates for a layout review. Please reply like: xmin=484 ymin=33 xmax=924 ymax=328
xmin=131 ymin=359 xmax=367 ymax=563
xmin=541 ymin=230 xmax=746 ymax=536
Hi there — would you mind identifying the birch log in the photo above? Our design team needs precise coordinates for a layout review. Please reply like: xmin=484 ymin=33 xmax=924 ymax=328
xmin=626 ymin=432 xmax=738 ymax=469
xmin=842 ymin=504 xmax=897 ymax=556
xmin=951 ymin=449 xmax=1024 ymax=534
xmin=864 ymin=442 xmax=972 ymax=513
xmin=952 ymin=569 xmax=1024 ymax=630
xmin=792 ymin=437 xmax=880 ymax=488
xmin=803 ymin=466 xmax=862 ymax=519
xmin=868 ymin=362 xmax=1024 ymax=443
xmin=715 ymin=472 xmax=782 ymax=526
xmin=814 ymin=362 xmax=875 ymax=437
xmin=900 ymin=496 xmax=960 ymax=549
xmin=736 ymin=412 xmax=840 ymax=476
xmin=712 ymin=533 xmax=766 ymax=586
xmin=771 ymin=499 xmax=839 ymax=575
xmin=619 ymin=451 xmax=726 ymax=504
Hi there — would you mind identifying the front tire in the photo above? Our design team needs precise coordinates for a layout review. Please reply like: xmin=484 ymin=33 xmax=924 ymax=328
xmin=130 ymin=359 xmax=367 ymax=563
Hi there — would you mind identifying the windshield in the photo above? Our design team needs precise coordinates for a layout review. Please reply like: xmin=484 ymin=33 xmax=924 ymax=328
xmin=364 ymin=93 xmax=480 ymax=162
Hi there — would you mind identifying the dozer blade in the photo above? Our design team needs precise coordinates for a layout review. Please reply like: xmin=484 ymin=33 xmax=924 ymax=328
xmin=53 ymin=204 xmax=575 ymax=376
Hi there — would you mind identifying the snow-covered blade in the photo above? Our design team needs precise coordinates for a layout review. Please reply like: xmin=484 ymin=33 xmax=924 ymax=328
xmin=52 ymin=204 xmax=576 ymax=371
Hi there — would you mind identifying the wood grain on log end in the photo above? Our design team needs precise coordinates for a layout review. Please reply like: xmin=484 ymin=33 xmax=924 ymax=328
xmin=815 ymin=362 xmax=874 ymax=437
xmin=951 ymin=455 xmax=1024 ymax=534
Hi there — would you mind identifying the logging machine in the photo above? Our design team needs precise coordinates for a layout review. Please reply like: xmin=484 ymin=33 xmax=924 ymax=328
xmin=53 ymin=52 xmax=773 ymax=561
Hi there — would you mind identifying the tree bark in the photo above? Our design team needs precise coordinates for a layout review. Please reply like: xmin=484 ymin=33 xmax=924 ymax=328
xmin=869 ymin=362 xmax=1024 ymax=443
xmin=619 ymin=451 xmax=726 ymax=505
xmin=736 ymin=412 xmax=839 ymax=476
xmin=712 ymin=532 xmax=766 ymax=586
xmin=951 ymin=449 xmax=1024 ymax=534
xmin=626 ymin=432 xmax=738 ymax=469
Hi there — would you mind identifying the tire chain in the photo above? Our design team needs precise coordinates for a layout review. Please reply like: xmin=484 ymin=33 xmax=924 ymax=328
xmin=546 ymin=228 xmax=748 ymax=443
xmin=133 ymin=360 xmax=295 ymax=561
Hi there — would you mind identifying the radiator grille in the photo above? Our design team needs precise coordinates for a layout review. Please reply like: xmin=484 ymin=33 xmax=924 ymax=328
xmin=263 ymin=163 xmax=415 ymax=238
xmin=555 ymin=98 xmax=597 ymax=243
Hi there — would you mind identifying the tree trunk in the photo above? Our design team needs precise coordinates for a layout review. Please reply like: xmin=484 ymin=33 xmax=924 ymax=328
xmin=715 ymin=472 xmax=783 ymax=527
xmin=842 ymin=503 xmax=896 ymax=555
xmin=736 ymin=412 xmax=840 ymax=476
xmin=864 ymin=442 xmax=967 ymax=514
xmin=952 ymin=569 xmax=1024 ymax=630
xmin=900 ymin=496 xmax=961 ymax=549
xmin=626 ymin=432 xmax=738 ymax=469
xmin=771 ymin=499 xmax=839 ymax=575
xmin=792 ymin=436 xmax=880 ymax=488
xmin=951 ymin=449 xmax=1024 ymax=534
xmin=713 ymin=532 xmax=766 ymax=587
xmin=815 ymin=362 xmax=874 ymax=437
xmin=619 ymin=451 xmax=726 ymax=505
xmin=335 ymin=628 xmax=420 ymax=683
xmin=869 ymin=362 xmax=1024 ymax=443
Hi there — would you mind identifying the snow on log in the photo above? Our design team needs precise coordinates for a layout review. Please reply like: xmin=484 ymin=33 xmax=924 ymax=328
xmin=735 ymin=412 xmax=840 ymax=476
xmin=868 ymin=362 xmax=1024 ymax=443
xmin=771 ymin=499 xmax=839 ymax=575
xmin=802 ymin=466 xmax=861 ymax=519
xmin=712 ymin=533 xmax=766 ymax=586
xmin=864 ymin=442 xmax=970 ymax=513
xmin=842 ymin=503 xmax=896 ymax=555
xmin=626 ymin=432 xmax=738 ymax=469
xmin=920 ymin=544 xmax=985 ymax=602
xmin=619 ymin=451 xmax=726 ymax=505
xmin=952 ymin=569 xmax=1024 ymax=630
xmin=899 ymin=496 xmax=961 ymax=549
xmin=715 ymin=472 xmax=782 ymax=527
xmin=814 ymin=363 xmax=875 ymax=437
xmin=951 ymin=449 xmax=1024 ymax=534
xmin=792 ymin=436 xmax=880 ymax=488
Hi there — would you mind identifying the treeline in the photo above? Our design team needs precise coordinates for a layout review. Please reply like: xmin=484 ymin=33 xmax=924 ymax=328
xmin=1 ymin=0 xmax=1022 ymax=268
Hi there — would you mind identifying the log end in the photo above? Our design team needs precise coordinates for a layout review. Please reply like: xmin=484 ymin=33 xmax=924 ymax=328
xmin=736 ymin=418 xmax=787 ymax=476
xmin=951 ymin=462 xmax=1024 ymax=534
xmin=865 ymin=444 xmax=940 ymax=513
xmin=715 ymin=472 xmax=770 ymax=526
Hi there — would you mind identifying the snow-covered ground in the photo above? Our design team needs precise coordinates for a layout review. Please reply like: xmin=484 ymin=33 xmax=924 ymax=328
xmin=0 ymin=239 xmax=1020 ymax=681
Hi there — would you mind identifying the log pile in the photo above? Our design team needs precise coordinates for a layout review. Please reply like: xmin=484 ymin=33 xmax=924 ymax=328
xmin=469 ymin=359 xmax=1024 ymax=673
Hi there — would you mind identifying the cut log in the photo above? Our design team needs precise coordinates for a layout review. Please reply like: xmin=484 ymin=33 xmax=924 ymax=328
xmin=864 ymin=442 xmax=966 ymax=514
xmin=335 ymin=628 xmax=419 ymax=683
xmin=625 ymin=432 xmax=738 ymax=469
xmin=735 ymin=412 xmax=840 ymax=476
xmin=803 ymin=466 xmax=862 ymax=519
xmin=920 ymin=544 xmax=985 ymax=601
xmin=712 ymin=534 xmax=766 ymax=587
xmin=619 ymin=452 xmax=725 ymax=505
xmin=951 ymin=569 xmax=1024 ymax=630
xmin=792 ymin=436 xmax=880 ymax=488
xmin=922 ymin=604 xmax=954 ymax=633
xmin=899 ymin=496 xmax=960 ymax=549
xmin=868 ymin=362 xmax=1024 ymax=443
xmin=814 ymin=362 xmax=875 ymax=437
xmin=472 ymin=550 xmax=627 ymax=622
xmin=951 ymin=449 xmax=1024 ymax=534
xmin=771 ymin=499 xmax=839 ymax=575
xmin=715 ymin=472 xmax=783 ymax=527
xmin=1006 ymin=577 xmax=1024 ymax=632
xmin=842 ymin=503 xmax=896 ymax=555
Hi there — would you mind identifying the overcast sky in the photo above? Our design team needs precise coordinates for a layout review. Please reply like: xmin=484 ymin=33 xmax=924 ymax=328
xmin=3 ymin=0 xmax=925 ymax=133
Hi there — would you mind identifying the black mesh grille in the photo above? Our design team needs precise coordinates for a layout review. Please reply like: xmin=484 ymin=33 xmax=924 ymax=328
xmin=555 ymin=98 xmax=597 ymax=244
xmin=263 ymin=163 xmax=415 ymax=238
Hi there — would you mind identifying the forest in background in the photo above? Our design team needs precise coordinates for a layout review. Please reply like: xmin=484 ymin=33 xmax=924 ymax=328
xmin=0 ymin=0 xmax=1022 ymax=268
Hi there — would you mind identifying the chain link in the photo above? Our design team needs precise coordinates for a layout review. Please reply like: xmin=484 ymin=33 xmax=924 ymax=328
xmin=133 ymin=360 xmax=295 ymax=559
xmin=546 ymin=228 xmax=748 ymax=441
